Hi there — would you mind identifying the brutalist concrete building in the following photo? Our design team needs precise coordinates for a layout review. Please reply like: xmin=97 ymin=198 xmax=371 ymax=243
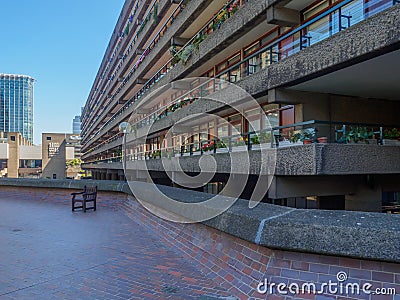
xmin=81 ymin=0 xmax=400 ymax=213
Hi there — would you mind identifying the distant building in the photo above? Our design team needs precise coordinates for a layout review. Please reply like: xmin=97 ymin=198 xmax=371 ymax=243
xmin=72 ymin=115 xmax=81 ymax=134
xmin=0 ymin=74 xmax=35 ymax=142
xmin=41 ymin=133 xmax=82 ymax=179
xmin=0 ymin=132 xmax=40 ymax=178
xmin=0 ymin=131 xmax=82 ymax=179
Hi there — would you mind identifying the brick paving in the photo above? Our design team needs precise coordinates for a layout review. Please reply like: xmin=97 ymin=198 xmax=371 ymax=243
xmin=0 ymin=188 xmax=233 ymax=300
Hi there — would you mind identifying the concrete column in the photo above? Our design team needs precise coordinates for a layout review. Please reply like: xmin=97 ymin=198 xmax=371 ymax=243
xmin=111 ymin=173 xmax=118 ymax=181
xmin=106 ymin=173 xmax=112 ymax=181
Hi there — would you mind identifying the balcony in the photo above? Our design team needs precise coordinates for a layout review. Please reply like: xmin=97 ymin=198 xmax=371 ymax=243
xmin=82 ymin=0 xmax=399 ymax=150
xmin=82 ymin=120 xmax=400 ymax=177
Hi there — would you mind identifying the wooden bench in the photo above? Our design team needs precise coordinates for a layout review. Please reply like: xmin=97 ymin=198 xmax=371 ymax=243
xmin=71 ymin=186 xmax=97 ymax=212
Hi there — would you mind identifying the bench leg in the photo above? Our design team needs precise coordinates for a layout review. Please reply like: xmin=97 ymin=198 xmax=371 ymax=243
xmin=83 ymin=199 xmax=86 ymax=213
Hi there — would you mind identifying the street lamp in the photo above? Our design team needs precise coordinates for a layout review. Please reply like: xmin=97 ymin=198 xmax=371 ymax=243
xmin=119 ymin=122 xmax=132 ymax=180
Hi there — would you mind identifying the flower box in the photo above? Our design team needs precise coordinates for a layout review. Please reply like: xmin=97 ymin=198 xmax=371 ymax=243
xmin=203 ymin=150 xmax=214 ymax=155
xmin=216 ymin=148 xmax=229 ymax=153
xmin=277 ymin=141 xmax=303 ymax=148
xmin=231 ymin=145 xmax=247 ymax=152
xmin=251 ymin=143 xmax=271 ymax=150
xmin=382 ymin=139 xmax=400 ymax=146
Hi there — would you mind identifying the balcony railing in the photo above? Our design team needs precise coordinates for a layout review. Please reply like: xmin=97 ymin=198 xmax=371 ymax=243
xmin=82 ymin=121 xmax=400 ymax=165
xmin=83 ymin=0 xmax=244 ymax=146
xmin=84 ymin=0 xmax=178 ymax=129
xmin=83 ymin=0 xmax=398 ymax=148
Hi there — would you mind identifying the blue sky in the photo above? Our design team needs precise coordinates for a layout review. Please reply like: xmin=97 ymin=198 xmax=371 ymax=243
xmin=0 ymin=1 xmax=125 ymax=144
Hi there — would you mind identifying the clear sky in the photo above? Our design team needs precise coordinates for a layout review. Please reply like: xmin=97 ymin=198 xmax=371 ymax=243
xmin=0 ymin=0 xmax=125 ymax=144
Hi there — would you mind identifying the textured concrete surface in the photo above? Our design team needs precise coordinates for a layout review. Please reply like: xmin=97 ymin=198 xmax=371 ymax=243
xmin=86 ymin=144 xmax=400 ymax=176
xmin=85 ymin=0 xmax=275 ymax=148
xmin=0 ymin=188 xmax=233 ymax=299
xmin=239 ymin=4 xmax=400 ymax=95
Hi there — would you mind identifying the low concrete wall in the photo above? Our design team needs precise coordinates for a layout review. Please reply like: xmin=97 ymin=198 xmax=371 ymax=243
xmin=0 ymin=178 xmax=399 ymax=264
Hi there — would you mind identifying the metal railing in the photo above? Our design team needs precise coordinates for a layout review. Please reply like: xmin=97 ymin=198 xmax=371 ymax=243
xmin=82 ymin=120 xmax=400 ymax=165
xmin=83 ymin=0 xmax=244 ymax=146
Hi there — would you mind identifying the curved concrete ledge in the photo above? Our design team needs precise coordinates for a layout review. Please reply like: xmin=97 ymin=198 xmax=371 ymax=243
xmin=0 ymin=178 xmax=399 ymax=263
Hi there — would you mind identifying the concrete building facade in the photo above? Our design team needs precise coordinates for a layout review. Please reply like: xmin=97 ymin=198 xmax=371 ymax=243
xmin=81 ymin=0 xmax=400 ymax=212
xmin=41 ymin=133 xmax=81 ymax=179
xmin=0 ymin=74 xmax=34 ymax=142
xmin=0 ymin=132 xmax=40 ymax=178
xmin=0 ymin=132 xmax=81 ymax=179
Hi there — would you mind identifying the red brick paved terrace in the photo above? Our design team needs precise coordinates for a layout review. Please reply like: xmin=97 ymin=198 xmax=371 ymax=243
xmin=0 ymin=183 xmax=399 ymax=300
xmin=0 ymin=188 xmax=232 ymax=299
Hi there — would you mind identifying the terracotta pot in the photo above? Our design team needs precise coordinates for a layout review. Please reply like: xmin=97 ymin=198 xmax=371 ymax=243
xmin=303 ymin=139 xmax=312 ymax=145
xmin=317 ymin=137 xmax=328 ymax=143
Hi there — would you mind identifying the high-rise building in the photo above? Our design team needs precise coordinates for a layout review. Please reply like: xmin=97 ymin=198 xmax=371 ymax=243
xmin=81 ymin=0 xmax=400 ymax=212
xmin=72 ymin=115 xmax=81 ymax=134
xmin=0 ymin=74 xmax=34 ymax=142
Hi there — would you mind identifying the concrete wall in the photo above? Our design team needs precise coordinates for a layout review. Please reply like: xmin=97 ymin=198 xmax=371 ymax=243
xmin=0 ymin=144 xmax=8 ymax=159
xmin=7 ymin=133 xmax=21 ymax=178
xmin=19 ymin=145 xmax=41 ymax=160
xmin=42 ymin=134 xmax=69 ymax=179
xmin=261 ymin=5 xmax=400 ymax=92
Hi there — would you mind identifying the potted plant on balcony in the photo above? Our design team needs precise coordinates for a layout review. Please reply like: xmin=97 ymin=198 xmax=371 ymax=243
xmin=231 ymin=136 xmax=247 ymax=152
xmin=289 ymin=130 xmax=303 ymax=146
xmin=382 ymin=128 xmax=400 ymax=145
xmin=346 ymin=127 xmax=374 ymax=144
xmin=151 ymin=150 xmax=161 ymax=159
xmin=201 ymin=141 xmax=215 ymax=154
xmin=216 ymin=140 xmax=229 ymax=153
xmin=250 ymin=135 xmax=261 ymax=150
xmin=317 ymin=136 xmax=328 ymax=143
xmin=301 ymin=128 xmax=316 ymax=144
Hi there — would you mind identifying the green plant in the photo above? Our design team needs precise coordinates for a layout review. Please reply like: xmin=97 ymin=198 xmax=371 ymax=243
xmin=179 ymin=44 xmax=195 ymax=64
xmin=192 ymin=33 xmax=207 ymax=49
xmin=289 ymin=130 xmax=302 ymax=143
xmin=152 ymin=4 xmax=158 ymax=23
xmin=66 ymin=158 xmax=82 ymax=167
xmin=251 ymin=135 xmax=260 ymax=145
xmin=300 ymin=128 xmax=316 ymax=142
xmin=259 ymin=131 xmax=271 ymax=143
xmin=202 ymin=140 xmax=215 ymax=152
xmin=151 ymin=150 xmax=161 ymax=159
xmin=383 ymin=128 xmax=400 ymax=140
xmin=347 ymin=127 xmax=373 ymax=143
xmin=216 ymin=140 xmax=227 ymax=149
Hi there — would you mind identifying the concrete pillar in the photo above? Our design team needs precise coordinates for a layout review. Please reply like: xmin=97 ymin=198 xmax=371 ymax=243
xmin=106 ymin=173 xmax=112 ymax=181
xmin=111 ymin=173 xmax=118 ymax=181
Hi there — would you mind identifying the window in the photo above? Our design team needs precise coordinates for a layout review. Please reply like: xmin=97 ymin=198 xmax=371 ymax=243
xmin=10 ymin=136 xmax=15 ymax=141
xmin=46 ymin=136 xmax=52 ymax=141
